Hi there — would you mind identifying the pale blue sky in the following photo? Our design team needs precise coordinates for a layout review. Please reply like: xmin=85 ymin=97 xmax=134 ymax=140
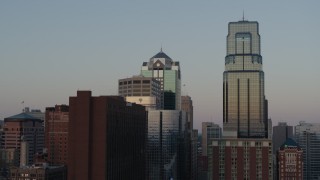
xmin=1 ymin=1 xmax=319 ymax=131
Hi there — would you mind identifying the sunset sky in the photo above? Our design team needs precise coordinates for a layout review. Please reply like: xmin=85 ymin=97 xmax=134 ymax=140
xmin=1 ymin=1 xmax=319 ymax=131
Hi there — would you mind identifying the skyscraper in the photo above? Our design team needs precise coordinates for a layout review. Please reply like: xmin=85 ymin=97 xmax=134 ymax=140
xmin=68 ymin=91 xmax=147 ymax=180
xmin=3 ymin=113 xmax=44 ymax=166
xmin=200 ymin=122 xmax=221 ymax=179
xmin=223 ymin=20 xmax=268 ymax=138
xmin=181 ymin=96 xmax=193 ymax=130
xmin=118 ymin=75 xmax=161 ymax=110
xmin=201 ymin=122 xmax=222 ymax=157
xmin=295 ymin=122 xmax=320 ymax=180
xmin=146 ymin=110 xmax=186 ymax=180
xmin=141 ymin=49 xmax=181 ymax=110
xmin=273 ymin=122 xmax=293 ymax=155
xmin=209 ymin=19 xmax=273 ymax=180
xmin=45 ymin=105 xmax=69 ymax=165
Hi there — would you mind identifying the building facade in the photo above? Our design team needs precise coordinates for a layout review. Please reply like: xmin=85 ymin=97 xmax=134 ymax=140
xmin=208 ymin=19 xmax=272 ymax=180
xmin=146 ymin=110 xmax=186 ymax=180
xmin=45 ymin=105 xmax=69 ymax=165
xmin=210 ymin=138 xmax=273 ymax=180
xmin=68 ymin=91 xmax=147 ymax=180
xmin=295 ymin=122 xmax=320 ymax=180
xmin=277 ymin=138 xmax=303 ymax=180
xmin=10 ymin=164 xmax=67 ymax=180
xmin=2 ymin=113 xmax=44 ymax=166
xmin=181 ymin=95 xmax=197 ymax=180
xmin=223 ymin=20 xmax=268 ymax=138
xmin=118 ymin=75 xmax=161 ymax=110
xmin=141 ymin=50 xmax=181 ymax=110
xmin=273 ymin=122 xmax=293 ymax=155
xmin=201 ymin=122 xmax=222 ymax=157
xmin=200 ymin=122 xmax=222 ymax=180
xmin=181 ymin=96 xmax=193 ymax=130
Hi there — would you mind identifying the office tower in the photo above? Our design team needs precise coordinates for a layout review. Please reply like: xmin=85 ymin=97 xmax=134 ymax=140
xmin=276 ymin=138 xmax=303 ymax=180
xmin=68 ymin=91 xmax=147 ymax=180
xmin=141 ymin=49 xmax=181 ymax=110
xmin=181 ymin=95 xmax=197 ymax=180
xmin=209 ymin=19 xmax=273 ymax=180
xmin=118 ymin=75 xmax=161 ymax=110
xmin=3 ymin=113 xmax=44 ymax=166
xmin=181 ymin=96 xmax=193 ymax=130
xmin=45 ymin=105 xmax=69 ymax=165
xmin=295 ymin=122 xmax=320 ymax=180
xmin=273 ymin=122 xmax=293 ymax=155
xmin=223 ymin=20 xmax=268 ymax=138
xmin=200 ymin=122 xmax=221 ymax=180
xmin=146 ymin=110 xmax=186 ymax=180
xmin=201 ymin=122 xmax=222 ymax=157
xmin=210 ymin=138 xmax=272 ymax=179
xmin=190 ymin=130 xmax=198 ymax=180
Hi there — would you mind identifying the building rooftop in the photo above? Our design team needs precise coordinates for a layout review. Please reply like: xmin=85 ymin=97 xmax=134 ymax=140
xmin=280 ymin=138 xmax=300 ymax=148
xmin=151 ymin=50 xmax=172 ymax=60
xmin=5 ymin=113 xmax=42 ymax=122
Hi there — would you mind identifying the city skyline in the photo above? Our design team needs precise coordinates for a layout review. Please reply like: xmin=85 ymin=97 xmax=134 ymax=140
xmin=1 ymin=1 xmax=320 ymax=131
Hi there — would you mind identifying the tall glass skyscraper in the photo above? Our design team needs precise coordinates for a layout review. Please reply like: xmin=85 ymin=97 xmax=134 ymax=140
xmin=223 ymin=20 xmax=268 ymax=138
xmin=295 ymin=122 xmax=320 ymax=180
xmin=141 ymin=50 xmax=181 ymax=110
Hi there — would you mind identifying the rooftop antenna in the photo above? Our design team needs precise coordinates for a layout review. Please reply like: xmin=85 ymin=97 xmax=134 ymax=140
xmin=160 ymin=44 xmax=163 ymax=52
xmin=242 ymin=10 xmax=245 ymax=21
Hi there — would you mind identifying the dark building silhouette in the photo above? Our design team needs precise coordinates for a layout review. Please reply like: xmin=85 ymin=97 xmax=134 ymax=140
xmin=273 ymin=122 xmax=293 ymax=155
xmin=45 ymin=105 xmax=69 ymax=165
xmin=68 ymin=91 xmax=147 ymax=180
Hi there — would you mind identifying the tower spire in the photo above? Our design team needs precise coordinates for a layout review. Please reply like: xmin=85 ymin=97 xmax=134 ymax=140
xmin=160 ymin=44 xmax=163 ymax=52
xmin=242 ymin=10 xmax=245 ymax=21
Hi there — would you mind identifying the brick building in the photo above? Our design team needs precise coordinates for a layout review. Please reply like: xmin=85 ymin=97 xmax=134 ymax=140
xmin=210 ymin=138 xmax=273 ymax=180
xmin=277 ymin=138 xmax=303 ymax=180
xmin=68 ymin=91 xmax=147 ymax=180
xmin=45 ymin=105 xmax=69 ymax=165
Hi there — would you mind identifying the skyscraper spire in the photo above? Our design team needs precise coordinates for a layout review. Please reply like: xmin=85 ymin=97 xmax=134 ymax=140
xmin=242 ymin=10 xmax=245 ymax=21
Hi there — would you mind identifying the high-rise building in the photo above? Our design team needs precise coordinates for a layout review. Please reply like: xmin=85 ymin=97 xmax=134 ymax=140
xmin=295 ymin=122 xmax=320 ymax=180
xmin=181 ymin=95 xmax=197 ymax=180
xmin=68 ymin=91 xmax=147 ymax=180
xmin=190 ymin=129 xmax=198 ymax=180
xmin=201 ymin=122 xmax=222 ymax=157
xmin=181 ymin=96 xmax=193 ymax=130
xmin=141 ymin=49 xmax=181 ymax=110
xmin=118 ymin=75 xmax=161 ymax=110
xmin=208 ymin=19 xmax=273 ymax=180
xmin=146 ymin=110 xmax=186 ymax=180
xmin=273 ymin=122 xmax=293 ymax=155
xmin=200 ymin=122 xmax=221 ymax=180
xmin=276 ymin=138 xmax=303 ymax=180
xmin=45 ymin=105 xmax=69 ymax=165
xmin=2 ymin=113 xmax=44 ymax=166
xmin=223 ymin=20 xmax=268 ymax=138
